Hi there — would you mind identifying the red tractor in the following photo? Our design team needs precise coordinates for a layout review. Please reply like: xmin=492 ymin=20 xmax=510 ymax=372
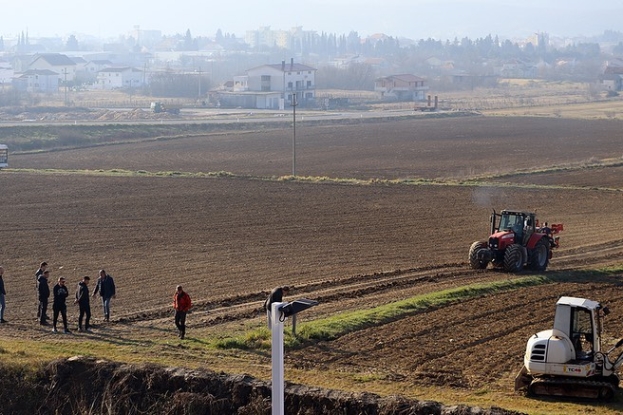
xmin=469 ymin=209 xmax=563 ymax=272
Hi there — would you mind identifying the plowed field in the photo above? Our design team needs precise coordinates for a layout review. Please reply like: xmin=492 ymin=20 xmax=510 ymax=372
xmin=1 ymin=115 xmax=622 ymax=414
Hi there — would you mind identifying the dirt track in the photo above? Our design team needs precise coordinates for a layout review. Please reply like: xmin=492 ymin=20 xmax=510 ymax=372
xmin=1 ymin=115 xmax=623 ymax=408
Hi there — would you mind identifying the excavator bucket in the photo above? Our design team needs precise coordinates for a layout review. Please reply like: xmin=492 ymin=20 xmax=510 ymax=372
xmin=514 ymin=366 xmax=531 ymax=393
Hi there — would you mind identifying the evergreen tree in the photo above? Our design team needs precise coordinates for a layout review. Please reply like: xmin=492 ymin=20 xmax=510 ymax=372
xmin=66 ymin=34 xmax=79 ymax=51
xmin=184 ymin=29 xmax=194 ymax=50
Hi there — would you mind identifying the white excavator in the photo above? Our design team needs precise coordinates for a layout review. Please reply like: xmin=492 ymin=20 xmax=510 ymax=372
xmin=515 ymin=296 xmax=623 ymax=399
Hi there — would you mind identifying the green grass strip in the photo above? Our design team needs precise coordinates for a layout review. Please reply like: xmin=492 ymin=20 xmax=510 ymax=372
xmin=292 ymin=276 xmax=551 ymax=344
xmin=217 ymin=267 xmax=623 ymax=351
xmin=302 ymin=276 xmax=547 ymax=338
xmin=6 ymin=168 xmax=621 ymax=192
xmin=216 ymin=275 xmax=549 ymax=350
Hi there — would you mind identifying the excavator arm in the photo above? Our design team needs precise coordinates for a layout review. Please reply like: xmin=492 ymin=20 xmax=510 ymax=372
xmin=602 ymin=338 xmax=623 ymax=373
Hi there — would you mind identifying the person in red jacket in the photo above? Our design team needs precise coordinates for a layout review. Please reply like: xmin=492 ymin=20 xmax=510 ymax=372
xmin=173 ymin=285 xmax=192 ymax=339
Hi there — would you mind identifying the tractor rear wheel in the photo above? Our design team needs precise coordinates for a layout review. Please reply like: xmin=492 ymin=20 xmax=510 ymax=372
xmin=469 ymin=241 xmax=489 ymax=269
xmin=529 ymin=238 xmax=550 ymax=271
xmin=504 ymin=244 xmax=524 ymax=272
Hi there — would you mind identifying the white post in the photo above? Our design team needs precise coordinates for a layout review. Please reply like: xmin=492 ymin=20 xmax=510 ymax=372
xmin=271 ymin=301 xmax=285 ymax=415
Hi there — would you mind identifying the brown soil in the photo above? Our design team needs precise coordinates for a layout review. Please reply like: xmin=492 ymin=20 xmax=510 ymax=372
xmin=1 ymin=115 xmax=623 ymax=410
xmin=11 ymin=116 xmax=623 ymax=181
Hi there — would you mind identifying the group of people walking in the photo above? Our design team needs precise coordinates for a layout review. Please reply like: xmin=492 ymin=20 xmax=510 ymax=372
xmin=34 ymin=262 xmax=116 ymax=333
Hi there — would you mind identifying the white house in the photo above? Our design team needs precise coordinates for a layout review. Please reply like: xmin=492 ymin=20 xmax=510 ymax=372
xmin=96 ymin=67 xmax=145 ymax=90
xmin=601 ymin=65 xmax=623 ymax=92
xmin=12 ymin=69 xmax=59 ymax=93
xmin=27 ymin=53 xmax=76 ymax=82
xmin=77 ymin=59 xmax=114 ymax=84
xmin=222 ymin=59 xmax=315 ymax=109
xmin=374 ymin=74 xmax=428 ymax=101
xmin=70 ymin=56 xmax=88 ymax=70
xmin=84 ymin=59 xmax=113 ymax=75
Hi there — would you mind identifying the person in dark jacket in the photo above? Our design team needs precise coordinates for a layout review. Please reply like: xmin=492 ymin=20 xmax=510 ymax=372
xmin=35 ymin=261 xmax=48 ymax=283
xmin=92 ymin=269 xmax=116 ymax=322
xmin=172 ymin=285 xmax=192 ymax=339
xmin=74 ymin=276 xmax=91 ymax=332
xmin=52 ymin=277 xmax=70 ymax=333
xmin=0 ymin=266 xmax=7 ymax=323
xmin=264 ymin=286 xmax=290 ymax=326
xmin=37 ymin=270 xmax=51 ymax=326
xmin=35 ymin=262 xmax=48 ymax=320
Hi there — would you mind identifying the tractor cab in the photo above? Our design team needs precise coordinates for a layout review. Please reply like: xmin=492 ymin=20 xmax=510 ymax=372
xmin=493 ymin=210 xmax=536 ymax=244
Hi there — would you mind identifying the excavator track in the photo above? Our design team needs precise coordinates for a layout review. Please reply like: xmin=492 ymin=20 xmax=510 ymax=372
xmin=528 ymin=377 xmax=617 ymax=400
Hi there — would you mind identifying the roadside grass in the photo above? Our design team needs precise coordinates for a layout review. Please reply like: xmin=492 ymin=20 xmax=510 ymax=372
xmin=0 ymin=123 xmax=276 ymax=153
xmin=481 ymin=99 xmax=623 ymax=119
xmin=0 ymin=111 xmax=474 ymax=154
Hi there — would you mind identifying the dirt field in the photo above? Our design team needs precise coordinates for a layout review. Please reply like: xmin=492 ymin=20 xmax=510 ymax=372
xmin=11 ymin=116 xmax=623 ymax=181
xmin=1 ymin=115 xmax=623 ymax=414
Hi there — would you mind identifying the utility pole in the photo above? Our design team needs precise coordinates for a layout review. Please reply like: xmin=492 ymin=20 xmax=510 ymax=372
xmin=62 ymin=68 xmax=68 ymax=106
xmin=197 ymin=66 xmax=202 ymax=100
xmin=281 ymin=60 xmax=286 ymax=111
xmin=291 ymin=92 xmax=297 ymax=177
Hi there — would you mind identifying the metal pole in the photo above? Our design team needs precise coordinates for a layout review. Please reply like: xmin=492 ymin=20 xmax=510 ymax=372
xmin=292 ymin=314 xmax=297 ymax=335
xmin=292 ymin=93 xmax=297 ymax=177
xmin=271 ymin=302 xmax=285 ymax=415
xmin=198 ymin=66 xmax=202 ymax=100
xmin=63 ymin=69 xmax=68 ymax=105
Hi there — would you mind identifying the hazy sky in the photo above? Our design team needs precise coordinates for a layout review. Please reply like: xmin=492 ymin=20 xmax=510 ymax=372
xmin=1 ymin=0 xmax=621 ymax=41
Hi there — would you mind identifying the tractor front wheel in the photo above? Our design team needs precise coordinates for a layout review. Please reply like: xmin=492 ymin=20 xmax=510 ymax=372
xmin=504 ymin=244 xmax=525 ymax=273
xmin=469 ymin=241 xmax=489 ymax=269
xmin=530 ymin=238 xmax=550 ymax=271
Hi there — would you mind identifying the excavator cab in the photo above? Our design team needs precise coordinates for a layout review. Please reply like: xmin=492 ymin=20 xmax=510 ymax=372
xmin=570 ymin=306 xmax=595 ymax=360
